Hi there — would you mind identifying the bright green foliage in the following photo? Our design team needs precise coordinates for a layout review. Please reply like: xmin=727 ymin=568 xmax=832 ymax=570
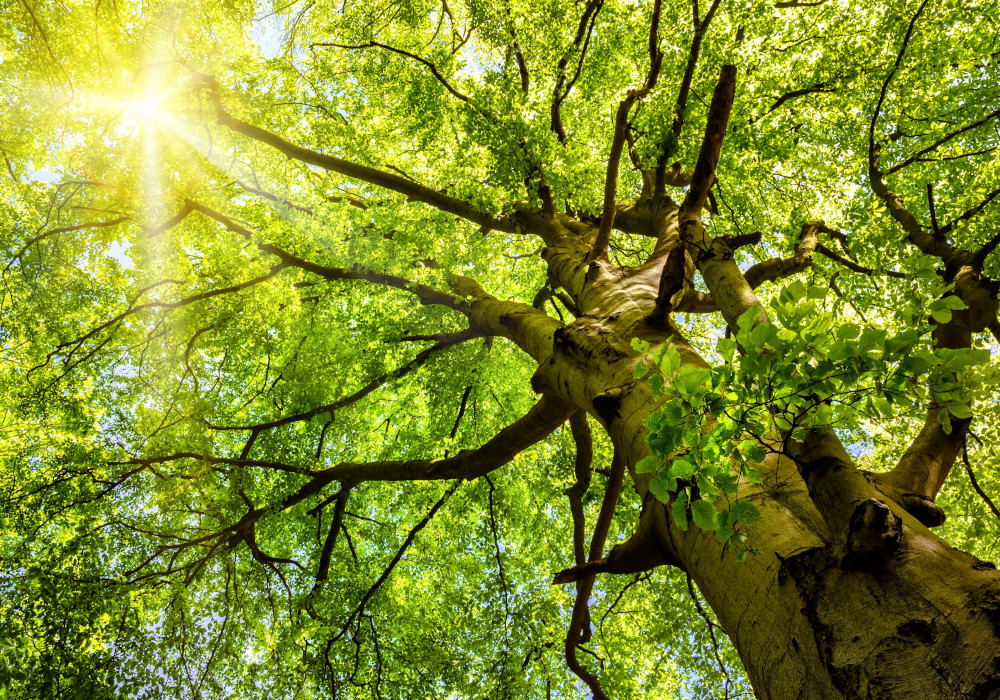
xmin=637 ymin=281 xmax=992 ymax=557
xmin=1 ymin=0 xmax=999 ymax=697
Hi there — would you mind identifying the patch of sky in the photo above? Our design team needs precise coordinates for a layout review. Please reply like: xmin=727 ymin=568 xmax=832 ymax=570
xmin=107 ymin=239 xmax=135 ymax=269
xmin=25 ymin=166 xmax=60 ymax=183
xmin=251 ymin=1 xmax=284 ymax=60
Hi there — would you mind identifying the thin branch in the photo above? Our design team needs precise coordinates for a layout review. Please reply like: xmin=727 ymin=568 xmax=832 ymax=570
xmin=186 ymin=200 xmax=469 ymax=309
xmin=333 ymin=481 xmax=460 ymax=642
xmin=6 ymin=216 xmax=129 ymax=272
xmin=550 ymin=0 xmax=604 ymax=142
xmin=564 ymin=450 xmax=628 ymax=700
xmin=671 ymin=0 xmax=722 ymax=141
xmin=313 ymin=42 xmax=476 ymax=106
xmin=589 ymin=0 xmax=663 ymax=260
xmin=197 ymin=75 xmax=519 ymax=233
xmin=687 ymin=573 xmax=732 ymax=699
xmin=813 ymin=243 xmax=907 ymax=279
xmin=942 ymin=185 xmax=1000 ymax=241
xmin=885 ymin=108 xmax=1000 ymax=176
xmin=109 ymin=453 xmax=314 ymax=475
xmin=767 ymin=82 xmax=835 ymax=114
xmin=504 ymin=4 xmax=530 ymax=95
xmin=484 ymin=475 xmax=513 ymax=675
xmin=208 ymin=335 xmax=475 ymax=433
xmin=963 ymin=441 xmax=1000 ymax=521
xmin=867 ymin=1 xmax=953 ymax=260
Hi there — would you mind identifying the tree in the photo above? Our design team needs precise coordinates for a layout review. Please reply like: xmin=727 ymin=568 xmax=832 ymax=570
xmin=2 ymin=0 xmax=1000 ymax=696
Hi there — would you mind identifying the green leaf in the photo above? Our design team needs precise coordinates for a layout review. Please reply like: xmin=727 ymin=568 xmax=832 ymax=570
xmin=780 ymin=281 xmax=808 ymax=304
xmin=731 ymin=500 xmax=761 ymax=524
xmin=649 ymin=475 xmax=671 ymax=504
xmin=716 ymin=508 xmax=734 ymax=542
xmin=671 ymin=490 xmax=689 ymax=531
xmin=691 ymin=500 xmax=718 ymax=531
xmin=931 ymin=307 xmax=953 ymax=324
xmin=716 ymin=337 xmax=737 ymax=361
xmin=837 ymin=323 xmax=861 ymax=340
xmin=674 ymin=367 xmax=711 ymax=396
xmin=635 ymin=456 xmax=659 ymax=474
xmin=949 ymin=403 xmax=973 ymax=419
xmin=716 ymin=473 xmax=739 ymax=493
xmin=815 ymin=403 xmax=834 ymax=424
xmin=736 ymin=307 xmax=761 ymax=335
xmin=929 ymin=299 xmax=956 ymax=324
xmin=630 ymin=337 xmax=651 ymax=354
xmin=670 ymin=459 xmax=696 ymax=479
xmin=660 ymin=347 xmax=682 ymax=376
xmin=696 ymin=473 xmax=720 ymax=498
xmin=937 ymin=408 xmax=953 ymax=434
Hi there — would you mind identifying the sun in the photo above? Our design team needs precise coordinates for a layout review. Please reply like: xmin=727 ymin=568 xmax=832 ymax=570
xmin=126 ymin=95 xmax=164 ymax=124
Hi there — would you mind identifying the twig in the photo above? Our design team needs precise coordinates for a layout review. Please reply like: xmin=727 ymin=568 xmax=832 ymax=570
xmin=333 ymin=481 xmax=460 ymax=642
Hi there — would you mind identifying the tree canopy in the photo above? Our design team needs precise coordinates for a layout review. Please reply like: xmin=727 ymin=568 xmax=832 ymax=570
xmin=2 ymin=0 xmax=1000 ymax=697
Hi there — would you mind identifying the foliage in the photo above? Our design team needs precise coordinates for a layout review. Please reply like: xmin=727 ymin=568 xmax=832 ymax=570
xmin=1 ymin=0 xmax=999 ymax=697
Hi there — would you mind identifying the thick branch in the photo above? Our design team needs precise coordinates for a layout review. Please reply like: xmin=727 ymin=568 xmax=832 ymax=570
xmin=315 ymin=487 xmax=350 ymax=582
xmin=318 ymin=394 xmax=576 ymax=482
xmin=676 ymin=65 xmax=767 ymax=331
xmin=565 ymin=410 xmax=593 ymax=568
xmin=875 ymin=266 xmax=998 ymax=517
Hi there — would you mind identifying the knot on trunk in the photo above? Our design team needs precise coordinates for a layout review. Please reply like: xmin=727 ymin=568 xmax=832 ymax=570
xmin=901 ymin=493 xmax=946 ymax=527
xmin=842 ymin=498 xmax=901 ymax=571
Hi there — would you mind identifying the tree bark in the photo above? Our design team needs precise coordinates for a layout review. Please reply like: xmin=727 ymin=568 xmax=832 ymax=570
xmin=533 ymin=262 xmax=1000 ymax=698
xmin=568 ymin=340 xmax=1000 ymax=698
xmin=644 ymin=440 xmax=1000 ymax=699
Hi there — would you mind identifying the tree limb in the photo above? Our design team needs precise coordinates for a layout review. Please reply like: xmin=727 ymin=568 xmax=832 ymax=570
xmin=332 ymin=481 xmax=460 ymax=642
xmin=563 ymin=450 xmax=626 ymax=700
xmin=550 ymin=0 xmax=604 ymax=142
xmin=197 ymin=75 xmax=520 ymax=233
xmin=589 ymin=0 xmax=663 ymax=260
xmin=318 ymin=394 xmax=576 ymax=483
xmin=312 ymin=41 xmax=478 ymax=108
xmin=206 ymin=334 xmax=477 ymax=433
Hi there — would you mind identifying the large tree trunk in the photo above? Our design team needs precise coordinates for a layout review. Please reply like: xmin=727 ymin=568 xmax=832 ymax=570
xmin=532 ymin=274 xmax=1000 ymax=698
xmin=583 ymin=374 xmax=1000 ymax=698
xmin=543 ymin=321 xmax=1000 ymax=699
xmin=667 ymin=455 xmax=1000 ymax=699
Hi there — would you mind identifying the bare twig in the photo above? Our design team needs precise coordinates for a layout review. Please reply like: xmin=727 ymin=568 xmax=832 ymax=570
xmin=333 ymin=481 xmax=460 ymax=642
